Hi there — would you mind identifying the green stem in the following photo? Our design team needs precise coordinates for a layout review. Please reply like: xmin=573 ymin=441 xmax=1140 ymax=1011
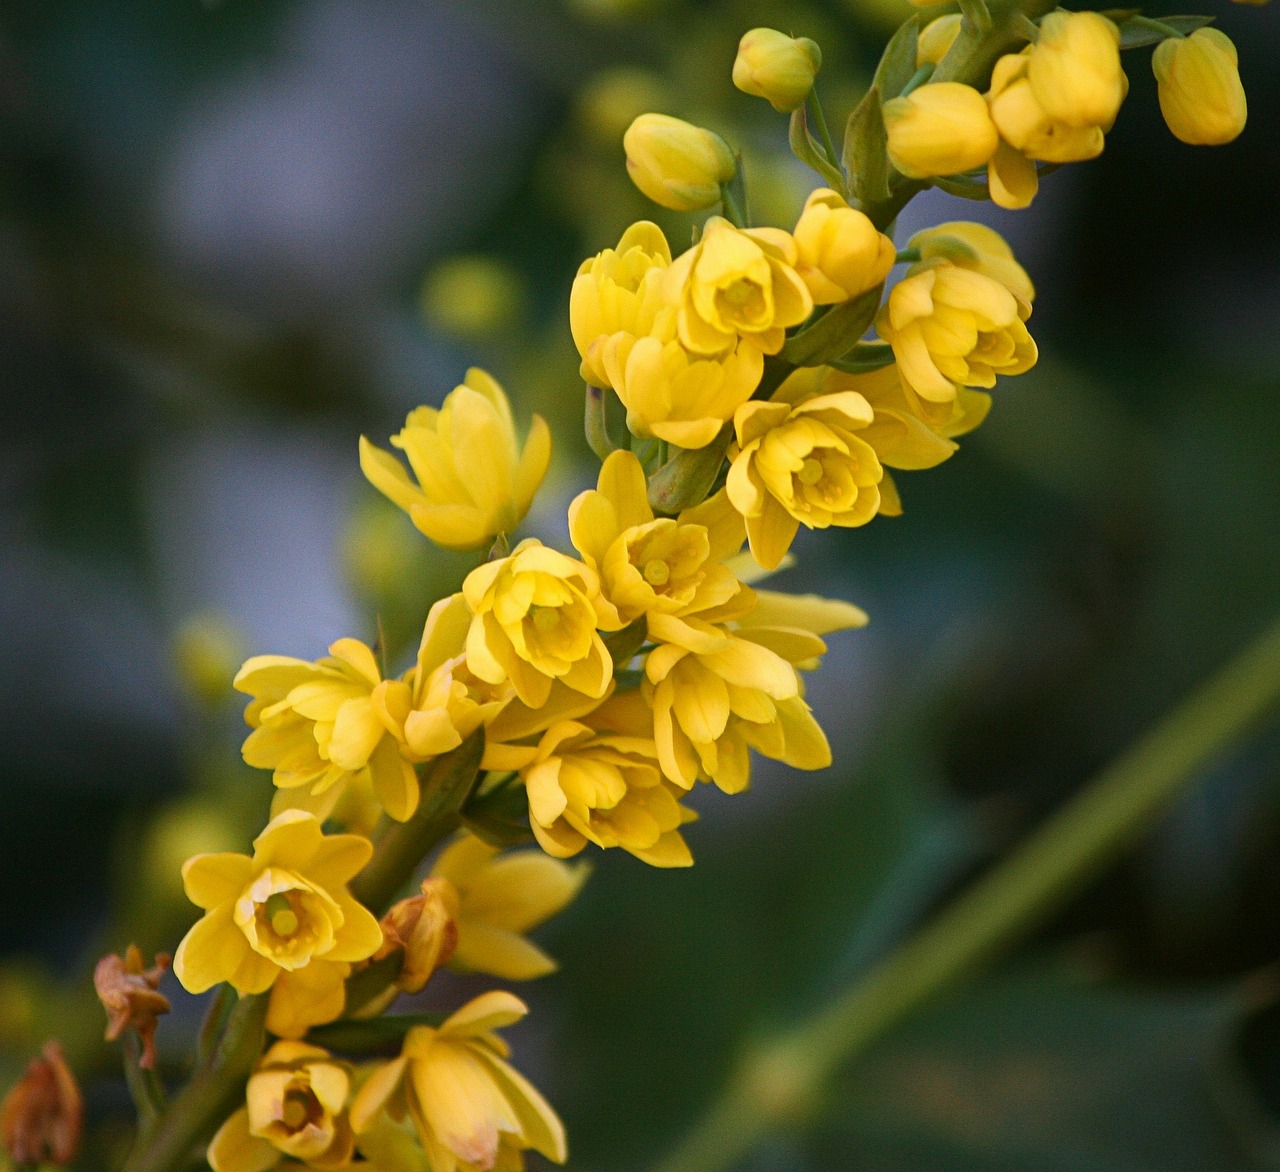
xmin=194 ymin=985 xmax=234 ymax=1068
xmin=654 ymin=614 xmax=1280 ymax=1172
xmin=806 ymin=90 xmax=839 ymax=169
xmin=122 ymin=993 xmax=268 ymax=1172
xmin=719 ymin=183 xmax=746 ymax=229
xmin=898 ymin=63 xmax=935 ymax=99
xmin=350 ymin=731 xmax=486 ymax=917
xmin=121 ymin=1032 xmax=165 ymax=1133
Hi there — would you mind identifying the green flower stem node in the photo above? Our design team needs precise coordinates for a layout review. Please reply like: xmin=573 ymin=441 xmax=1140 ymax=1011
xmin=780 ymin=287 xmax=882 ymax=367
xmin=351 ymin=730 xmax=486 ymax=917
xmin=122 ymin=992 xmax=268 ymax=1172
xmin=655 ymin=613 xmax=1280 ymax=1172
xmin=307 ymin=1012 xmax=449 ymax=1056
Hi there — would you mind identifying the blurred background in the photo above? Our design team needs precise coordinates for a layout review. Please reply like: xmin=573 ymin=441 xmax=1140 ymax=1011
xmin=3 ymin=0 xmax=1280 ymax=1168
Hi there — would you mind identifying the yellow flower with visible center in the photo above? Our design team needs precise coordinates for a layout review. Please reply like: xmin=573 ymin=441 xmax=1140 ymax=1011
xmin=463 ymin=540 xmax=613 ymax=709
xmin=570 ymin=221 xmax=671 ymax=391
xmin=487 ymin=692 xmax=695 ymax=868
xmin=173 ymin=811 xmax=383 ymax=1039
xmin=602 ymin=309 xmax=764 ymax=449
xmin=644 ymin=589 xmax=866 ymax=794
xmin=917 ymin=14 xmax=962 ymax=67
xmin=568 ymin=450 xmax=746 ymax=631
xmin=359 ymin=368 xmax=551 ymax=552
xmin=882 ymin=83 xmax=999 ymax=179
xmin=732 ymin=28 xmax=822 ymax=113
xmin=792 ymin=188 xmax=896 ymax=306
xmin=1153 ymin=29 xmax=1247 ymax=146
xmin=726 ymin=388 xmax=884 ymax=570
xmin=208 ymin=1041 xmax=355 ymax=1172
xmin=429 ymin=833 xmax=589 ymax=979
xmin=875 ymin=258 xmax=1037 ymax=405
xmin=350 ymin=991 xmax=567 ymax=1170
xmin=623 ymin=113 xmax=736 ymax=212
xmin=664 ymin=216 xmax=813 ymax=358
xmin=236 ymin=638 xmax=421 ymax=824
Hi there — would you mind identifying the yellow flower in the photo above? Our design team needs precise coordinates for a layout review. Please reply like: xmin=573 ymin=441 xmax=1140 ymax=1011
xmin=1153 ymin=29 xmax=1247 ymax=146
xmin=568 ymin=450 xmax=746 ymax=630
xmin=917 ymin=14 xmax=962 ymax=67
xmin=487 ymin=691 xmax=695 ymax=868
xmin=882 ymin=83 xmax=999 ymax=179
xmin=173 ymin=811 xmax=382 ymax=1039
xmin=732 ymin=28 xmax=822 ymax=113
xmin=208 ymin=1041 xmax=354 ymax=1172
xmin=792 ymin=188 xmax=896 ymax=306
xmin=726 ymin=389 xmax=884 ymax=570
xmin=429 ymin=833 xmax=589 ymax=978
xmin=350 ymin=991 xmax=567 ymax=1169
xmin=463 ymin=540 xmax=613 ymax=709
xmin=623 ymin=113 xmax=736 ymax=211
xmin=908 ymin=222 xmax=1036 ymax=309
xmin=664 ymin=216 xmax=813 ymax=357
xmin=359 ymin=368 xmax=551 ymax=552
xmin=603 ymin=311 xmax=764 ymax=449
xmin=1027 ymin=11 xmax=1126 ymax=130
xmin=236 ymin=638 xmax=421 ymax=823
xmin=645 ymin=589 xmax=866 ymax=794
xmin=570 ymin=221 xmax=671 ymax=391
xmin=875 ymin=258 xmax=1037 ymax=405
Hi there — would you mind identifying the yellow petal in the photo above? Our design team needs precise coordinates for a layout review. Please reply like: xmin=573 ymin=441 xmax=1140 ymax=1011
xmin=452 ymin=922 xmax=558 ymax=981
xmin=441 ymin=990 xmax=529 ymax=1037
xmin=207 ymin=1107 xmax=280 ymax=1172
xmin=350 ymin=1057 xmax=408 ymax=1134
xmin=173 ymin=903 xmax=248 ymax=994
xmin=182 ymin=852 xmax=254 ymax=910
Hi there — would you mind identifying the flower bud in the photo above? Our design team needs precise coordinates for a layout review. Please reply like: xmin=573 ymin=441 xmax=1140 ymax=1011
xmin=793 ymin=188 xmax=896 ymax=304
xmin=94 ymin=947 xmax=171 ymax=1070
xmin=917 ymin=14 xmax=962 ymax=67
xmin=732 ymin=28 xmax=822 ymax=113
xmin=1027 ymin=11 xmax=1125 ymax=129
xmin=1153 ymin=29 xmax=1247 ymax=145
xmin=1 ymin=1042 xmax=82 ymax=1167
xmin=623 ymin=113 xmax=736 ymax=211
xmin=375 ymin=877 xmax=459 ymax=993
xmin=883 ymin=83 xmax=999 ymax=179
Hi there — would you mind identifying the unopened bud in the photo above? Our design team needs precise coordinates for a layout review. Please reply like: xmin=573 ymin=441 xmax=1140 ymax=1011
xmin=732 ymin=28 xmax=822 ymax=113
xmin=917 ymin=14 xmax=962 ymax=67
xmin=1027 ymin=11 xmax=1125 ymax=129
xmin=1153 ymin=28 xmax=1247 ymax=145
xmin=375 ymin=877 xmax=459 ymax=993
xmin=94 ymin=946 xmax=171 ymax=1070
xmin=882 ymin=82 xmax=999 ymax=179
xmin=623 ymin=113 xmax=736 ymax=211
xmin=0 ymin=1042 xmax=82 ymax=1166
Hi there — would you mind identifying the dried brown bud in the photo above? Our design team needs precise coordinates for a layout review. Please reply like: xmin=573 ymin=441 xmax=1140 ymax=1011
xmin=94 ymin=945 xmax=171 ymax=1070
xmin=375 ymin=877 xmax=459 ymax=993
xmin=0 ymin=1041 xmax=83 ymax=1166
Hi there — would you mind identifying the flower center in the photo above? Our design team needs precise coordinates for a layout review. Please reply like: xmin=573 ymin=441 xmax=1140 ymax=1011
xmin=721 ymin=277 xmax=758 ymax=308
xmin=798 ymin=458 xmax=824 ymax=486
xmin=643 ymin=559 xmax=671 ymax=586
xmin=264 ymin=893 xmax=300 ymax=938
xmin=281 ymin=1088 xmax=319 ymax=1132
xmin=531 ymin=606 xmax=560 ymax=634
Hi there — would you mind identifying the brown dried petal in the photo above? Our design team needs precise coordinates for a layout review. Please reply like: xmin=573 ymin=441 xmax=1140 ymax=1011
xmin=0 ymin=1041 xmax=83 ymax=1165
xmin=375 ymin=877 xmax=459 ymax=993
xmin=94 ymin=946 xmax=171 ymax=1070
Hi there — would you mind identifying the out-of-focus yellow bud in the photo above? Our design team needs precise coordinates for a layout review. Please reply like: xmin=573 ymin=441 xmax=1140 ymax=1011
xmin=732 ymin=28 xmax=822 ymax=113
xmin=908 ymin=221 xmax=1036 ymax=308
xmin=173 ymin=612 xmax=246 ymax=706
xmin=883 ymin=83 xmax=999 ymax=178
xmin=421 ymin=255 xmax=524 ymax=339
xmin=917 ymin=14 xmax=962 ymax=67
xmin=1153 ymin=29 xmax=1247 ymax=145
xmin=1028 ymin=11 xmax=1125 ymax=129
xmin=576 ymin=67 xmax=670 ymax=146
xmin=623 ymin=113 xmax=736 ymax=211
xmin=571 ymin=220 xmax=671 ymax=390
xmin=360 ymin=368 xmax=551 ymax=552
xmin=792 ymin=188 xmax=896 ymax=305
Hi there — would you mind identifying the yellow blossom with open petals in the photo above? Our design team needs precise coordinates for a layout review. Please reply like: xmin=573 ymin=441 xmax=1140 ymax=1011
xmin=908 ymin=222 xmax=1035 ymax=309
xmin=570 ymin=221 xmax=671 ymax=391
xmin=875 ymin=258 xmax=1037 ymax=405
xmin=463 ymin=540 xmax=613 ymax=709
xmin=883 ymin=83 xmax=999 ymax=179
xmin=208 ymin=1042 xmax=355 ymax=1172
xmin=792 ymin=188 xmax=896 ymax=306
xmin=351 ymin=991 xmax=566 ymax=1170
xmin=359 ymin=368 xmax=551 ymax=552
xmin=664 ymin=216 xmax=813 ymax=357
xmin=568 ymin=450 xmax=746 ymax=630
xmin=1153 ymin=29 xmax=1247 ymax=146
xmin=486 ymin=692 xmax=695 ymax=868
xmin=644 ymin=589 xmax=865 ymax=794
xmin=726 ymin=389 xmax=884 ymax=570
xmin=173 ymin=811 xmax=382 ymax=1039
xmin=236 ymin=638 xmax=422 ymax=824
xmin=429 ymin=834 xmax=588 ymax=979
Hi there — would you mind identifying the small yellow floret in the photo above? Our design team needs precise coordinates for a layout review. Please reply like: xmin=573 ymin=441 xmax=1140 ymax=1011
xmin=623 ymin=113 xmax=736 ymax=211
xmin=1153 ymin=29 xmax=1247 ymax=146
xmin=792 ymin=188 xmax=896 ymax=306
xmin=883 ymin=83 xmax=999 ymax=179
xmin=732 ymin=28 xmax=822 ymax=113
